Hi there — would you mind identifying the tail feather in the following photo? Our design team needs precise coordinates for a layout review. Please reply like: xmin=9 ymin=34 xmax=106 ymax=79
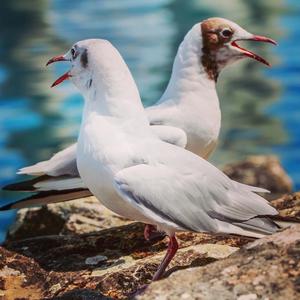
xmin=2 ymin=175 xmax=51 ymax=191
xmin=234 ymin=217 xmax=279 ymax=235
xmin=18 ymin=161 xmax=50 ymax=176
xmin=235 ymin=181 xmax=270 ymax=194
xmin=17 ymin=144 xmax=78 ymax=177
xmin=230 ymin=215 xmax=300 ymax=238
xmin=33 ymin=177 xmax=86 ymax=191
xmin=0 ymin=189 xmax=93 ymax=210
xmin=2 ymin=176 xmax=86 ymax=192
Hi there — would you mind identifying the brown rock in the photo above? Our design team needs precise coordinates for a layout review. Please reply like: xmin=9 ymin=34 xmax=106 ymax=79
xmin=1 ymin=222 xmax=250 ymax=299
xmin=223 ymin=155 xmax=292 ymax=199
xmin=1 ymin=224 xmax=299 ymax=299
xmin=8 ymin=196 xmax=132 ymax=241
xmin=138 ymin=225 xmax=300 ymax=300
xmin=272 ymin=192 xmax=300 ymax=221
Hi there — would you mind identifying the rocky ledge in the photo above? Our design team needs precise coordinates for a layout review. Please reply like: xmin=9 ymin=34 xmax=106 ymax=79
xmin=0 ymin=156 xmax=299 ymax=299
xmin=138 ymin=225 xmax=300 ymax=300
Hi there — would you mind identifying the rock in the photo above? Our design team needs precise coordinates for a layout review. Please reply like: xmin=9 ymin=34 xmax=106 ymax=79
xmin=138 ymin=225 xmax=300 ymax=300
xmin=85 ymin=255 xmax=108 ymax=266
xmin=223 ymin=155 xmax=293 ymax=199
xmin=271 ymin=192 xmax=300 ymax=221
xmin=0 ymin=222 xmax=251 ymax=299
xmin=8 ymin=196 xmax=132 ymax=241
xmin=0 ymin=225 xmax=299 ymax=299
xmin=7 ymin=155 xmax=293 ymax=240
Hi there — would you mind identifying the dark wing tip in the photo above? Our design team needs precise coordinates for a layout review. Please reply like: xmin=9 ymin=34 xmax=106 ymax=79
xmin=0 ymin=189 xmax=93 ymax=211
xmin=2 ymin=175 xmax=53 ymax=192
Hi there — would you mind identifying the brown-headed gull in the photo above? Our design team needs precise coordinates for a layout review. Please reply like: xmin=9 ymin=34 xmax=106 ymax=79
xmin=2 ymin=18 xmax=276 ymax=216
xmin=35 ymin=38 xmax=279 ymax=281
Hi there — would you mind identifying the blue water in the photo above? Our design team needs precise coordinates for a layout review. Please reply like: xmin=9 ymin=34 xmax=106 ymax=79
xmin=0 ymin=0 xmax=299 ymax=242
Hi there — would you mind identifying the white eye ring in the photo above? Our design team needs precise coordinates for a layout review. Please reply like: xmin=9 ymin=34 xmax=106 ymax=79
xmin=220 ymin=28 xmax=233 ymax=38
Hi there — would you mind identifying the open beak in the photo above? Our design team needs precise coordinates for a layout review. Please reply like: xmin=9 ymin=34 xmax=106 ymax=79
xmin=231 ymin=35 xmax=277 ymax=67
xmin=50 ymin=72 xmax=71 ymax=88
xmin=46 ymin=55 xmax=71 ymax=87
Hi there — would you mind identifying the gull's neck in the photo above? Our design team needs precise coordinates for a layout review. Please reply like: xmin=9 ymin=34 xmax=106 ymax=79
xmin=159 ymin=24 xmax=219 ymax=106
xmin=81 ymin=55 xmax=148 ymax=127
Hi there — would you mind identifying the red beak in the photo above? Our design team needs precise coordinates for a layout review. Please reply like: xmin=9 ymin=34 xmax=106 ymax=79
xmin=51 ymin=72 xmax=71 ymax=88
xmin=47 ymin=54 xmax=71 ymax=87
xmin=249 ymin=35 xmax=277 ymax=46
xmin=231 ymin=34 xmax=277 ymax=67
xmin=46 ymin=55 xmax=68 ymax=66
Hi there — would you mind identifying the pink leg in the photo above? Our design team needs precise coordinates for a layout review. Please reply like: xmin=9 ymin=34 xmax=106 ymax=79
xmin=152 ymin=235 xmax=179 ymax=281
xmin=144 ymin=224 xmax=157 ymax=241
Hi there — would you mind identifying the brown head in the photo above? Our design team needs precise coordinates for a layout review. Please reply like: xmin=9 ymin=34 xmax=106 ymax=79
xmin=200 ymin=17 xmax=277 ymax=81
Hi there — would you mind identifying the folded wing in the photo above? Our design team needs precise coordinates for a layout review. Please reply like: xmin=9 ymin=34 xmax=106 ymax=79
xmin=114 ymin=149 xmax=278 ymax=237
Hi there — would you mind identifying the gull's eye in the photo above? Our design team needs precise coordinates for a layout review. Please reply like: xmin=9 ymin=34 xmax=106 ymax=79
xmin=71 ymin=48 xmax=76 ymax=59
xmin=220 ymin=28 xmax=233 ymax=38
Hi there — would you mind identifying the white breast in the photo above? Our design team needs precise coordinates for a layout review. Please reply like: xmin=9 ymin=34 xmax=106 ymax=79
xmin=183 ymin=104 xmax=221 ymax=158
xmin=147 ymin=95 xmax=221 ymax=159
xmin=77 ymin=116 xmax=153 ymax=224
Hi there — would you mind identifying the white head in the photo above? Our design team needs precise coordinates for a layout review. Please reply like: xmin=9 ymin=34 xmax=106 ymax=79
xmin=194 ymin=17 xmax=277 ymax=81
xmin=47 ymin=39 xmax=140 ymax=102
xmin=46 ymin=39 xmax=146 ymax=118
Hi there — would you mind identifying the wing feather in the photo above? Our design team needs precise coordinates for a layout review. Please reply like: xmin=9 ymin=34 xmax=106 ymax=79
xmin=114 ymin=149 xmax=278 ymax=235
xmin=18 ymin=144 xmax=78 ymax=177
xmin=114 ymin=163 xmax=219 ymax=233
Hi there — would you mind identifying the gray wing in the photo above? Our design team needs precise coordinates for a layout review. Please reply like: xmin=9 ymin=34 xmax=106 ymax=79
xmin=114 ymin=156 xmax=278 ymax=237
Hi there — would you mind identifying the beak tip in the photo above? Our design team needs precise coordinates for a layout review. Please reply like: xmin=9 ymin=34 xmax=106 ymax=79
xmin=50 ymin=72 xmax=70 ymax=88
xmin=270 ymin=40 xmax=278 ymax=46
xmin=46 ymin=59 xmax=54 ymax=66
xmin=264 ymin=61 xmax=272 ymax=67
xmin=46 ymin=55 xmax=67 ymax=67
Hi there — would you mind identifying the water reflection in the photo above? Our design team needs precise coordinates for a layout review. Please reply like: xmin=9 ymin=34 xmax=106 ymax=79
xmin=0 ymin=0 xmax=299 ymax=241
xmin=0 ymin=0 xmax=67 ymax=181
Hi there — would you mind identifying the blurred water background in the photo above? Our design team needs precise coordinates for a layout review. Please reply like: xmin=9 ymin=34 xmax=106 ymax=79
xmin=0 ymin=0 xmax=299 ymax=242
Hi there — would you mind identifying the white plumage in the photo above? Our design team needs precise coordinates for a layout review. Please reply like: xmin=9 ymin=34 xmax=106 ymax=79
xmin=69 ymin=38 xmax=279 ymax=236
xmin=70 ymin=38 xmax=277 ymax=279
xmin=15 ymin=22 xmax=220 ymax=188
xmin=2 ymin=18 xmax=279 ymax=280
xmin=15 ymin=18 xmax=275 ymax=197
